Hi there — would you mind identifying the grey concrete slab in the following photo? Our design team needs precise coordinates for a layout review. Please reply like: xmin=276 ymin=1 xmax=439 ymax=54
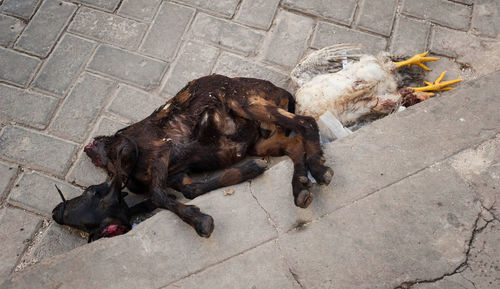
xmin=0 ymin=126 xmax=78 ymax=176
xmin=161 ymin=41 xmax=219 ymax=96
xmin=283 ymin=0 xmax=357 ymax=25
xmin=357 ymin=0 xmax=397 ymax=36
xmin=72 ymin=0 xmax=120 ymax=12
xmin=174 ymin=0 xmax=240 ymax=17
xmin=213 ymin=52 xmax=289 ymax=89
xmin=87 ymin=45 xmax=167 ymax=90
xmin=0 ymin=14 xmax=25 ymax=46
xmin=390 ymin=16 xmax=431 ymax=57
xmin=450 ymin=135 xmax=500 ymax=221
xmin=0 ymin=162 xmax=17 ymax=200
xmin=311 ymin=21 xmax=387 ymax=55
xmin=66 ymin=117 xmax=127 ymax=187
xmin=402 ymin=0 xmax=471 ymax=30
xmin=471 ymin=0 xmax=500 ymax=38
xmin=68 ymin=7 xmax=148 ymax=50
xmin=262 ymin=10 xmax=314 ymax=68
xmin=234 ymin=0 xmax=280 ymax=30
xmin=14 ymin=0 xmax=77 ymax=57
xmin=279 ymin=163 xmax=479 ymax=288
xmin=163 ymin=240 xmax=301 ymax=289
xmin=139 ymin=2 xmax=195 ymax=61
xmin=190 ymin=13 xmax=264 ymax=56
xmin=117 ymin=0 xmax=162 ymax=22
xmin=0 ymin=47 xmax=41 ymax=87
xmin=32 ymin=34 xmax=96 ymax=97
xmin=0 ymin=208 xmax=42 ymax=281
xmin=0 ymin=0 xmax=41 ymax=19
xmin=0 ymin=83 xmax=58 ymax=129
xmin=9 ymin=171 xmax=82 ymax=215
xmin=2 ymin=182 xmax=277 ymax=289
xmin=108 ymin=84 xmax=165 ymax=122
xmin=49 ymin=73 xmax=116 ymax=142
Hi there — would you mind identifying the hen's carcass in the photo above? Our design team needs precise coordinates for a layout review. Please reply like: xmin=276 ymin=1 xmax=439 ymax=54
xmin=291 ymin=44 xmax=462 ymax=140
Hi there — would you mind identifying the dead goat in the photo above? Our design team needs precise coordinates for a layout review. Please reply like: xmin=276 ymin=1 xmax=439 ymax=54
xmin=52 ymin=75 xmax=333 ymax=241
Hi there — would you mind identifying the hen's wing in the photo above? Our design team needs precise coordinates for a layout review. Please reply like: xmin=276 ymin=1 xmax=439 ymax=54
xmin=290 ymin=44 xmax=364 ymax=87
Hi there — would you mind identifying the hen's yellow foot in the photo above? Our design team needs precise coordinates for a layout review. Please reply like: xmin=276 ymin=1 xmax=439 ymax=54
xmin=396 ymin=52 xmax=439 ymax=71
xmin=410 ymin=71 xmax=462 ymax=92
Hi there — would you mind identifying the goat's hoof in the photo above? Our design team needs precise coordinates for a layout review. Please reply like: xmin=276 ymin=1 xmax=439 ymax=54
xmin=318 ymin=167 xmax=334 ymax=185
xmin=195 ymin=215 xmax=214 ymax=238
xmin=254 ymin=159 xmax=269 ymax=169
xmin=298 ymin=175 xmax=312 ymax=188
xmin=295 ymin=190 xmax=313 ymax=208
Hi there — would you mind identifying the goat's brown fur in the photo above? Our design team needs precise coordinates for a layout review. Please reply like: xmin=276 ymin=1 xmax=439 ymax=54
xmin=83 ymin=75 xmax=333 ymax=237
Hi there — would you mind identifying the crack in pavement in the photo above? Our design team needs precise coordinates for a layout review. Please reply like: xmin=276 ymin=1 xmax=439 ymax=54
xmin=394 ymin=213 xmax=497 ymax=289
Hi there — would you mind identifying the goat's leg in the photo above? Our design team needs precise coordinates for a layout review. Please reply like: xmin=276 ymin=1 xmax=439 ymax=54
xmin=228 ymin=98 xmax=333 ymax=185
xmin=151 ymin=154 xmax=214 ymax=237
xmin=251 ymin=132 xmax=313 ymax=208
xmin=169 ymin=158 xmax=268 ymax=199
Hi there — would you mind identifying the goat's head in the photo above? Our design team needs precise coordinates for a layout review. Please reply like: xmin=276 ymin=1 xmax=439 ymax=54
xmin=52 ymin=177 xmax=131 ymax=242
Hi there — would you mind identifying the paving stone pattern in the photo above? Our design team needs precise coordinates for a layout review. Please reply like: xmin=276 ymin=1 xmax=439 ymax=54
xmin=1 ymin=0 xmax=499 ymax=288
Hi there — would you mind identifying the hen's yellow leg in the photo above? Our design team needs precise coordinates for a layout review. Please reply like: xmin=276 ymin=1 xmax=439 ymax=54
xmin=396 ymin=52 xmax=439 ymax=71
xmin=409 ymin=71 xmax=462 ymax=92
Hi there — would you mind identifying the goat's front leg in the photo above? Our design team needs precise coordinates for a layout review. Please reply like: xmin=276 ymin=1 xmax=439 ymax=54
xmin=150 ymin=154 xmax=214 ymax=237
xmin=168 ymin=158 xmax=268 ymax=199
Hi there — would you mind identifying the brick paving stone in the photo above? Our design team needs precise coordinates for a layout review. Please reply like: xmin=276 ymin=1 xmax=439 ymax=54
xmin=390 ymin=16 xmax=430 ymax=57
xmin=139 ymin=2 xmax=195 ymax=61
xmin=0 ymin=0 xmax=40 ymax=19
xmin=174 ymin=0 xmax=240 ymax=17
xmin=357 ymin=0 xmax=398 ymax=36
xmin=0 ymin=126 xmax=78 ymax=176
xmin=234 ymin=0 xmax=280 ymax=30
xmin=471 ymin=0 xmax=500 ymax=38
xmin=283 ymin=0 xmax=357 ymax=25
xmin=88 ymin=45 xmax=168 ymax=90
xmin=0 ymin=162 xmax=17 ymax=200
xmin=73 ymin=0 xmax=120 ymax=12
xmin=430 ymin=25 xmax=469 ymax=58
xmin=26 ymin=223 xmax=86 ymax=262
xmin=109 ymin=84 xmax=165 ymax=122
xmin=190 ymin=13 xmax=264 ymax=56
xmin=14 ymin=0 xmax=77 ymax=58
xmin=263 ymin=10 xmax=314 ymax=68
xmin=68 ymin=7 xmax=148 ymax=50
xmin=213 ymin=52 xmax=289 ymax=89
xmin=32 ymin=34 xmax=96 ymax=97
xmin=117 ymin=0 xmax=162 ymax=21
xmin=49 ymin=73 xmax=116 ymax=142
xmin=162 ymin=41 xmax=219 ymax=96
xmin=311 ymin=22 xmax=387 ymax=55
xmin=0 ymin=208 xmax=41 ymax=281
xmin=0 ymin=14 xmax=25 ymax=46
xmin=401 ymin=0 xmax=472 ymax=30
xmin=66 ymin=117 xmax=126 ymax=187
xmin=9 ymin=171 xmax=82 ymax=215
xmin=0 ymin=47 xmax=41 ymax=87
xmin=0 ymin=84 xmax=58 ymax=129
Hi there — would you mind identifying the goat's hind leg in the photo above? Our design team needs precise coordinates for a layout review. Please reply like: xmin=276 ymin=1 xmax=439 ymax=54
xmin=228 ymin=97 xmax=333 ymax=186
xmin=252 ymin=132 xmax=313 ymax=208
xmin=169 ymin=158 xmax=269 ymax=199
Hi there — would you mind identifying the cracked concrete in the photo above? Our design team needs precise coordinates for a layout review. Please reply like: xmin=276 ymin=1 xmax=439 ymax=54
xmin=3 ymin=70 xmax=499 ymax=289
